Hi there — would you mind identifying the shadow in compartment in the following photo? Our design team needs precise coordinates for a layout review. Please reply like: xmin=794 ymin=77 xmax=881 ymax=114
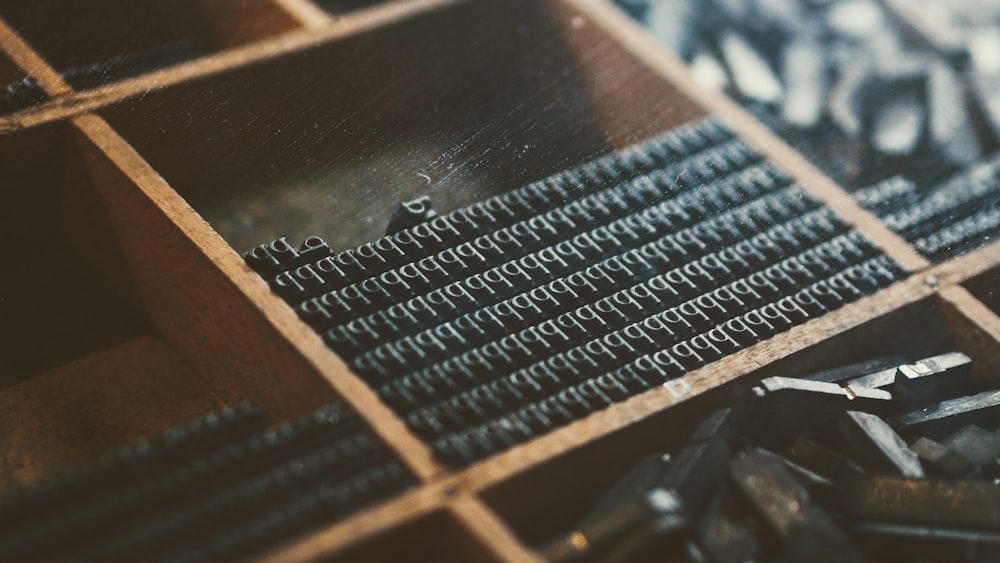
xmin=0 ymin=123 xmax=151 ymax=388
xmin=313 ymin=509 xmax=502 ymax=563
xmin=0 ymin=0 xmax=301 ymax=89
xmin=965 ymin=266 xmax=1000 ymax=317
xmin=100 ymin=0 xmax=703 ymax=254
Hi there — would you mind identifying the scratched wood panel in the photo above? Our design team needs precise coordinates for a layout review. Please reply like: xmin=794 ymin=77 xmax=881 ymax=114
xmin=0 ymin=337 xmax=225 ymax=493
xmin=98 ymin=0 xmax=704 ymax=254
xmin=0 ymin=0 xmax=999 ymax=561
xmin=0 ymin=0 xmax=302 ymax=89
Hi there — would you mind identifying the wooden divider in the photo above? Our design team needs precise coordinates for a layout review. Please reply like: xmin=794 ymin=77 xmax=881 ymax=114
xmin=197 ymin=0 xmax=306 ymax=46
xmin=70 ymin=113 xmax=443 ymax=477
xmin=256 ymin=481 xmax=456 ymax=562
xmin=448 ymin=496 xmax=544 ymax=563
xmin=0 ymin=0 xmax=463 ymax=133
xmin=270 ymin=0 xmax=335 ymax=29
xmin=2 ymin=0 xmax=1000 ymax=561
xmin=0 ymin=16 xmax=71 ymax=95
xmin=941 ymin=285 xmax=1000 ymax=356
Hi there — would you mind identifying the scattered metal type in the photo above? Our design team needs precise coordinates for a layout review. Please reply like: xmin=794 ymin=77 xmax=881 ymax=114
xmin=838 ymin=410 xmax=924 ymax=478
xmin=0 ymin=401 xmax=415 ymax=562
xmin=245 ymin=118 xmax=909 ymax=467
xmin=0 ymin=76 xmax=48 ymax=114
xmin=539 ymin=350 xmax=1000 ymax=562
xmin=616 ymin=0 xmax=1000 ymax=261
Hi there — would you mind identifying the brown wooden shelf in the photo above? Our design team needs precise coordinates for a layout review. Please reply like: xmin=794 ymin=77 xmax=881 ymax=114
xmin=0 ymin=0 xmax=461 ymax=133
xmin=1 ymin=0 xmax=999 ymax=561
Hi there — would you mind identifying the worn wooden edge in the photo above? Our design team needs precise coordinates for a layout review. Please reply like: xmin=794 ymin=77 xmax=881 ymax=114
xmin=447 ymin=496 xmax=545 ymax=563
xmin=442 ymin=273 xmax=934 ymax=493
xmin=257 ymin=486 xmax=541 ymax=563
xmin=937 ymin=284 xmax=1000 ymax=388
xmin=259 ymin=272 xmax=935 ymax=561
xmin=0 ymin=0 xmax=465 ymax=134
xmin=0 ymin=16 xmax=71 ymax=95
xmin=254 ymin=481 xmax=456 ymax=563
xmin=270 ymin=0 xmax=334 ymax=29
xmin=562 ymin=0 xmax=931 ymax=273
xmin=926 ymin=238 xmax=1000 ymax=287
xmin=68 ymin=113 xmax=443 ymax=481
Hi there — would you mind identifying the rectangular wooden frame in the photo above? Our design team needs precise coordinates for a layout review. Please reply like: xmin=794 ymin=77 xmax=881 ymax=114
xmin=2 ymin=1 xmax=1000 ymax=560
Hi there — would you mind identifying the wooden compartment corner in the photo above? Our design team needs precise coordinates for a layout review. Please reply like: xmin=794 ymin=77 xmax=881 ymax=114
xmin=482 ymin=291 xmax=1000 ymax=548
xmin=0 ymin=0 xmax=305 ymax=90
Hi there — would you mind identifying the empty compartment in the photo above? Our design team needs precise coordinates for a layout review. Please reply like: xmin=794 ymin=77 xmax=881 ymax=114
xmin=0 ymin=123 xmax=151 ymax=387
xmin=100 ymin=0 xmax=704 ymax=254
xmin=965 ymin=266 xmax=1000 ymax=317
xmin=0 ymin=0 xmax=303 ymax=89
xmin=483 ymin=293 xmax=1000 ymax=550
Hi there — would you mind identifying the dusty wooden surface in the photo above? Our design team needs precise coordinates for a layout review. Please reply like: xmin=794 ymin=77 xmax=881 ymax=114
xmin=1 ymin=0 xmax=999 ymax=561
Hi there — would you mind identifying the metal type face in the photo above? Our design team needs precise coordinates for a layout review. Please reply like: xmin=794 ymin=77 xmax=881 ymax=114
xmin=244 ymin=119 xmax=911 ymax=468
xmin=614 ymin=0 xmax=1000 ymax=262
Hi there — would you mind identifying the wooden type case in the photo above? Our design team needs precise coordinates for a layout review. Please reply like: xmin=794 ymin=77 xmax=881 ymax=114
xmin=1 ymin=1 xmax=999 ymax=561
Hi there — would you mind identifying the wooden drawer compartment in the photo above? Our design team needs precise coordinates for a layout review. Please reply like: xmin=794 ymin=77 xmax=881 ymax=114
xmin=0 ymin=122 xmax=337 ymax=491
xmin=98 ymin=0 xmax=703 ymax=253
xmin=966 ymin=266 xmax=1000 ymax=318
xmin=482 ymin=292 xmax=1000 ymax=549
xmin=0 ymin=0 xmax=303 ymax=89
xmin=1 ymin=0 xmax=999 ymax=560
xmin=301 ymin=509 xmax=502 ymax=563
xmin=0 ymin=123 xmax=149 ymax=387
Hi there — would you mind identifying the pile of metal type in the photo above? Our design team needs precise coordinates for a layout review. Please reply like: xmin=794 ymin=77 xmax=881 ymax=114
xmin=541 ymin=351 xmax=1000 ymax=562
xmin=617 ymin=0 xmax=1000 ymax=261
